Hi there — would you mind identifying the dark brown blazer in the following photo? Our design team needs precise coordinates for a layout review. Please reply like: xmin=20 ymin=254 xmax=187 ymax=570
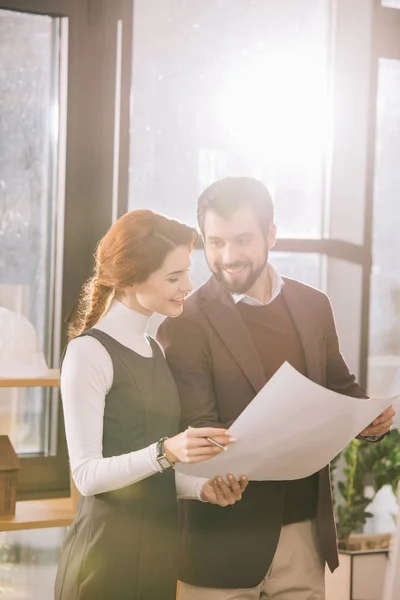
xmin=158 ymin=275 xmax=366 ymax=589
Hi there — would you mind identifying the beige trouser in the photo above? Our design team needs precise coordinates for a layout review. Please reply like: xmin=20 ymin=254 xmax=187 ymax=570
xmin=177 ymin=520 xmax=325 ymax=600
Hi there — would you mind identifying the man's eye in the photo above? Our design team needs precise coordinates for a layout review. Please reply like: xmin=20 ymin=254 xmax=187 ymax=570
xmin=167 ymin=278 xmax=179 ymax=283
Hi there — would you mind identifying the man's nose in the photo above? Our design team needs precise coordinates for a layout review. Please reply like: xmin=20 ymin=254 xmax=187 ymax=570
xmin=221 ymin=244 xmax=239 ymax=266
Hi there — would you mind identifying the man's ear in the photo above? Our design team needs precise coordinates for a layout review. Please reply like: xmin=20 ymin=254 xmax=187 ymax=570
xmin=267 ymin=223 xmax=277 ymax=250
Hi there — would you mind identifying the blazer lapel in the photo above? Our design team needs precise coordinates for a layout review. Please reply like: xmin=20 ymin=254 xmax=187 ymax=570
xmin=281 ymin=280 xmax=325 ymax=386
xmin=201 ymin=279 xmax=267 ymax=394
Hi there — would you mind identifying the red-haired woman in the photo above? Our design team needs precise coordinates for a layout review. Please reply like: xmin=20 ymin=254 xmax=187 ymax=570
xmin=54 ymin=210 xmax=247 ymax=600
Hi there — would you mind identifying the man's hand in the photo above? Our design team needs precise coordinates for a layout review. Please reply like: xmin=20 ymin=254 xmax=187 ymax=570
xmin=360 ymin=405 xmax=396 ymax=437
xmin=200 ymin=474 xmax=248 ymax=506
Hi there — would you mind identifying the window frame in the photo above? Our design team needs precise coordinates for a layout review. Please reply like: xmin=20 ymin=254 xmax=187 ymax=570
xmin=0 ymin=0 xmax=133 ymax=499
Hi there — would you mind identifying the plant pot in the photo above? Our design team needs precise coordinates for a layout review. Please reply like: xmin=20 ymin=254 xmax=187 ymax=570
xmin=326 ymin=547 xmax=389 ymax=600
xmin=344 ymin=532 xmax=392 ymax=552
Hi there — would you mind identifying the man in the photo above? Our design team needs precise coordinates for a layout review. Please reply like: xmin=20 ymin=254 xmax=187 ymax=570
xmin=158 ymin=177 xmax=394 ymax=599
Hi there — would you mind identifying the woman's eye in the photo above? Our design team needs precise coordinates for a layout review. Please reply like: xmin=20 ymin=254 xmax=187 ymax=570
xmin=167 ymin=278 xmax=179 ymax=283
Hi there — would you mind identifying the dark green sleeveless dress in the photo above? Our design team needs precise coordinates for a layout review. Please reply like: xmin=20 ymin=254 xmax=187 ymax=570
xmin=55 ymin=329 xmax=180 ymax=600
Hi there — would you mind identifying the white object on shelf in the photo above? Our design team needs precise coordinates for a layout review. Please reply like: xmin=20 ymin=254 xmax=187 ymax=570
xmin=0 ymin=307 xmax=48 ymax=377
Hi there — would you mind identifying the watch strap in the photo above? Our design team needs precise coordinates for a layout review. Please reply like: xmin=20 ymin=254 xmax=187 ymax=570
xmin=156 ymin=437 xmax=174 ymax=471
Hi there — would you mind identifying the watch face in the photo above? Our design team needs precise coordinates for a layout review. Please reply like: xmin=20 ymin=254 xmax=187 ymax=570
xmin=159 ymin=456 xmax=172 ymax=470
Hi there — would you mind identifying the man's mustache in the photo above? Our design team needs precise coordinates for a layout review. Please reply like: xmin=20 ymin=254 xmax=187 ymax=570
xmin=217 ymin=262 xmax=248 ymax=270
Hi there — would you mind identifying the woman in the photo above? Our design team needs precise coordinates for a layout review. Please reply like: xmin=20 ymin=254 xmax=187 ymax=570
xmin=55 ymin=210 xmax=246 ymax=600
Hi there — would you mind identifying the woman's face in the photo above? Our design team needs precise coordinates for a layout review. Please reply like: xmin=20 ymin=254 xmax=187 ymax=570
xmin=123 ymin=245 xmax=193 ymax=317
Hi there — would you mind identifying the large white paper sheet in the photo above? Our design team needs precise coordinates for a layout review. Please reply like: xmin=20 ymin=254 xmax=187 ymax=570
xmin=177 ymin=362 xmax=399 ymax=481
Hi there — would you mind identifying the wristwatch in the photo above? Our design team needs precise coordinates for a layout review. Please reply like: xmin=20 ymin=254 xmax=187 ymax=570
xmin=156 ymin=437 xmax=174 ymax=471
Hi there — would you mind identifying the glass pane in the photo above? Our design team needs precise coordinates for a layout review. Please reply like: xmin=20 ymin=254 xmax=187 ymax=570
xmin=368 ymin=59 xmax=400 ymax=400
xmin=326 ymin=258 xmax=363 ymax=379
xmin=129 ymin=0 xmax=331 ymax=238
xmin=382 ymin=0 xmax=400 ymax=8
xmin=0 ymin=10 xmax=59 ymax=454
xmin=271 ymin=252 xmax=322 ymax=290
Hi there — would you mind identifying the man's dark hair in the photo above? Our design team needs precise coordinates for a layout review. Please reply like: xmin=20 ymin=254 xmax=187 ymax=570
xmin=197 ymin=177 xmax=274 ymax=238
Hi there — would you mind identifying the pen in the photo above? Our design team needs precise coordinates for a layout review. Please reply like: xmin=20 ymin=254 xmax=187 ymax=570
xmin=188 ymin=426 xmax=228 ymax=451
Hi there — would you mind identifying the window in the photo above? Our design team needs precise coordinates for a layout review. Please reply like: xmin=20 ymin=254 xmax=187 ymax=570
xmin=381 ymin=0 xmax=400 ymax=8
xmin=0 ymin=9 xmax=64 ymax=455
xmin=0 ymin=6 xmax=69 ymax=498
xmin=0 ymin=0 xmax=134 ymax=498
xmin=129 ymin=0 xmax=332 ymax=239
xmin=128 ymin=0 xmax=380 ymax=386
xmin=368 ymin=58 xmax=400 ymax=397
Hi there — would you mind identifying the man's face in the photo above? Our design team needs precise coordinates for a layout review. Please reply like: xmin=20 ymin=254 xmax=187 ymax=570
xmin=203 ymin=206 xmax=276 ymax=294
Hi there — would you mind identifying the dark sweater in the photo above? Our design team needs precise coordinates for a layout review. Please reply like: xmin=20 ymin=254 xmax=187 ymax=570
xmin=236 ymin=294 xmax=319 ymax=525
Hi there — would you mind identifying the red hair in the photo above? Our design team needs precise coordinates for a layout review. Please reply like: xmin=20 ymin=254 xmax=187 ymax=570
xmin=69 ymin=210 xmax=197 ymax=338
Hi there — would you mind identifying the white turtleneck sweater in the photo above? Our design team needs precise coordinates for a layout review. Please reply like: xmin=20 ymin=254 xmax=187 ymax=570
xmin=61 ymin=299 xmax=205 ymax=499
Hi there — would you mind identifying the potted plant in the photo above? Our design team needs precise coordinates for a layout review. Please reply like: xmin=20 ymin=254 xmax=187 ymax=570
xmin=326 ymin=430 xmax=400 ymax=600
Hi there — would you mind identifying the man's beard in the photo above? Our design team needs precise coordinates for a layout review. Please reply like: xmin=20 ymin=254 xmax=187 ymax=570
xmin=211 ymin=256 xmax=268 ymax=295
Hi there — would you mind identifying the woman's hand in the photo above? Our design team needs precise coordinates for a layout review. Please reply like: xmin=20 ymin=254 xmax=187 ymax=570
xmin=200 ymin=474 xmax=248 ymax=506
xmin=163 ymin=427 xmax=235 ymax=464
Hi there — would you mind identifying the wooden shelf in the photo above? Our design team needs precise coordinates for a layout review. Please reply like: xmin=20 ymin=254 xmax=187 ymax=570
xmin=0 ymin=498 xmax=75 ymax=531
xmin=0 ymin=369 xmax=60 ymax=388
xmin=0 ymin=373 xmax=69 ymax=532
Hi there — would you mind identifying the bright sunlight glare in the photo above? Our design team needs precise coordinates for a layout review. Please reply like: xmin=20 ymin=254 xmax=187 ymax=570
xmin=217 ymin=50 xmax=332 ymax=170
